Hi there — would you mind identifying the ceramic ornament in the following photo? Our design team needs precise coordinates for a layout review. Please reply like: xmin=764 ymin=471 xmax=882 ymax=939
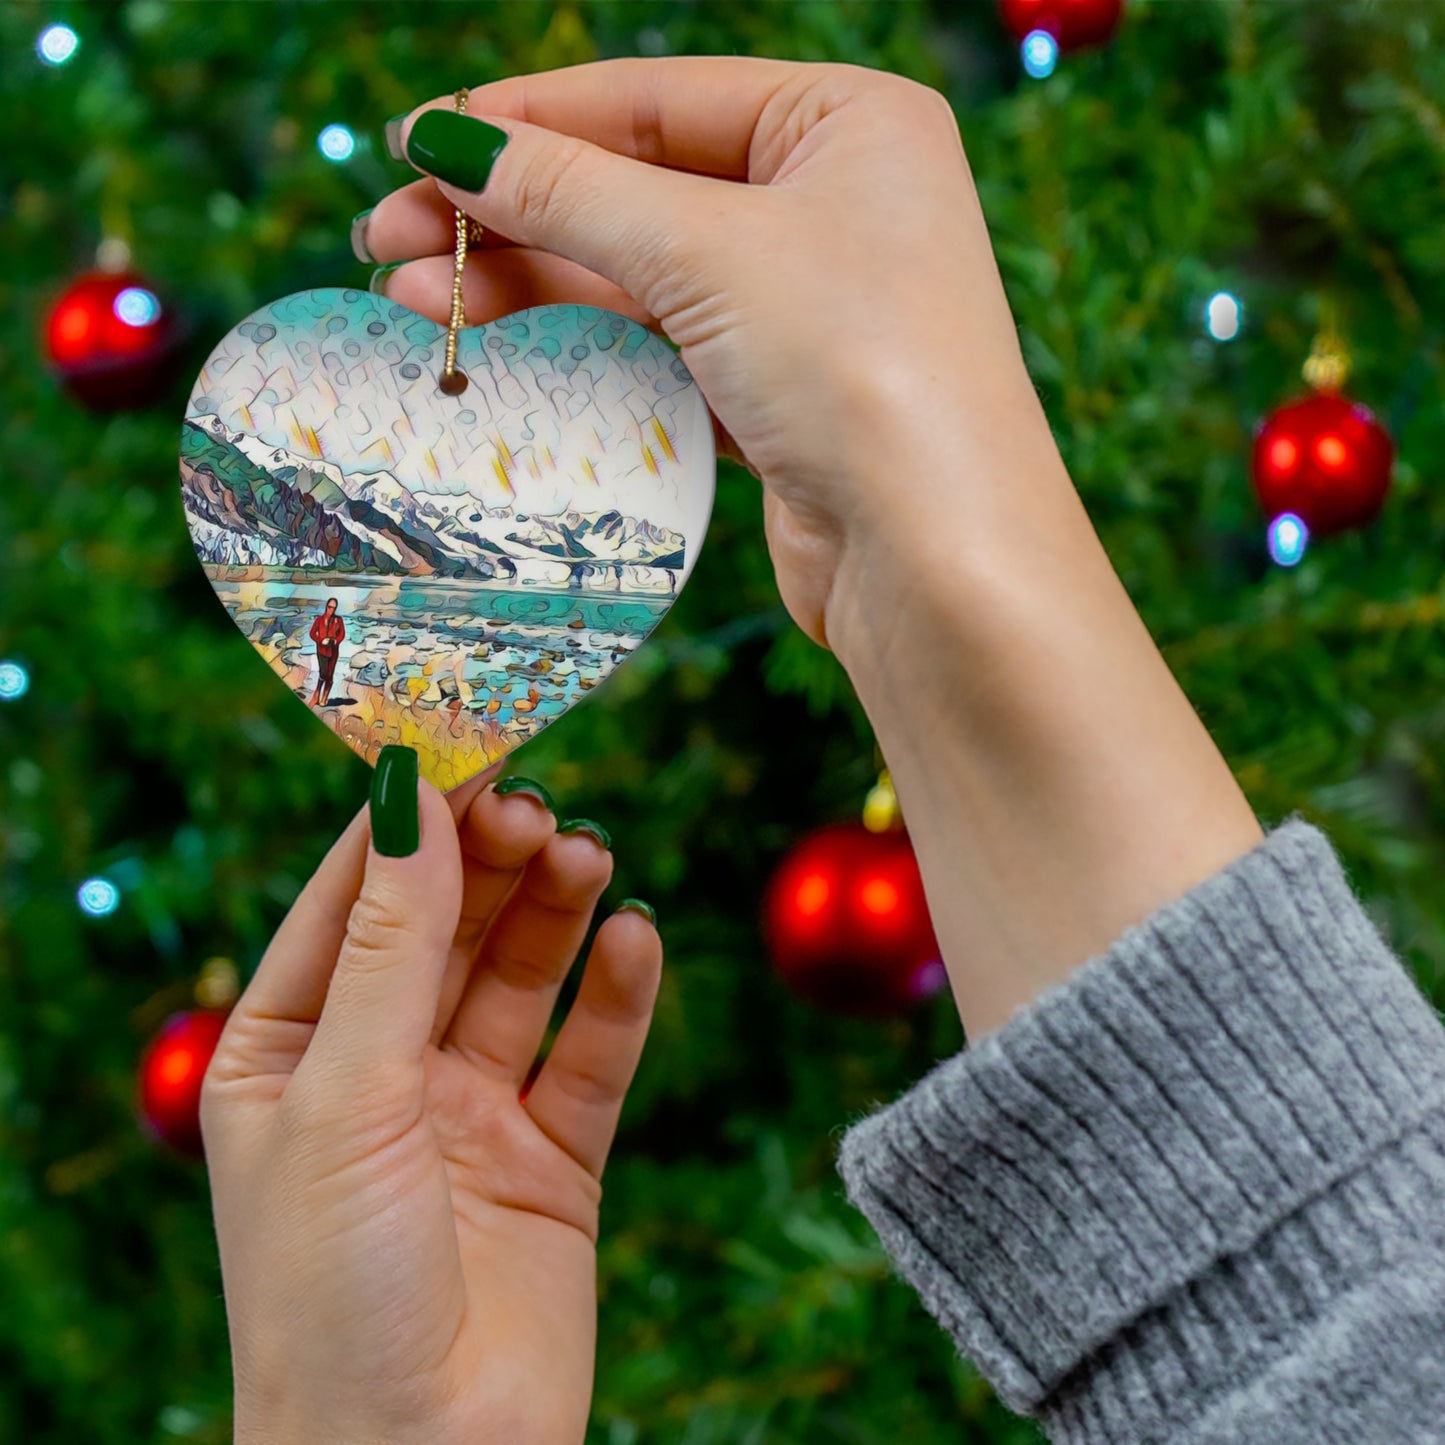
xmin=179 ymin=287 xmax=715 ymax=790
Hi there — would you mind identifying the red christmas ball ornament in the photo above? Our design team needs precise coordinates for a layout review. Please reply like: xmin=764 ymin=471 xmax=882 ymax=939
xmin=764 ymin=822 xmax=945 ymax=1017
xmin=137 ymin=1008 xmax=230 ymax=1157
xmin=44 ymin=269 xmax=181 ymax=410
xmin=998 ymin=0 xmax=1124 ymax=50
xmin=1251 ymin=392 xmax=1394 ymax=537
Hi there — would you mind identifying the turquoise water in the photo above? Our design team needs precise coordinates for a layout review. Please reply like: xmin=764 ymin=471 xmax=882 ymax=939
xmin=210 ymin=571 xmax=670 ymax=727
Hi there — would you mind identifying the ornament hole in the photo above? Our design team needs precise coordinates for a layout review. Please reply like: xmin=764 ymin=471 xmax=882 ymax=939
xmin=438 ymin=368 xmax=469 ymax=396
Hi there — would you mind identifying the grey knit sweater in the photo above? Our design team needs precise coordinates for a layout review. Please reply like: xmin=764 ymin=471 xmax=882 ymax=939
xmin=836 ymin=821 xmax=1445 ymax=1443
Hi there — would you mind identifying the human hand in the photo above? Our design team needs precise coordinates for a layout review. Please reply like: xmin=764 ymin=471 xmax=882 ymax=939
xmin=201 ymin=754 xmax=661 ymax=1445
xmin=360 ymin=60 xmax=1259 ymax=1043
xmin=359 ymin=57 xmax=1054 ymax=653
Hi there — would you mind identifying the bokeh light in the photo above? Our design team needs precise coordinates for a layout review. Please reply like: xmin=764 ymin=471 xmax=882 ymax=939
xmin=793 ymin=872 xmax=831 ymax=918
xmin=158 ymin=1045 xmax=199 ymax=1087
xmin=1267 ymin=512 xmax=1309 ymax=567
xmin=1267 ymin=436 xmax=1299 ymax=476
xmin=318 ymin=124 xmax=356 ymax=162
xmin=1205 ymin=291 xmax=1242 ymax=341
xmin=1021 ymin=30 xmax=1059 ymax=79
xmin=77 ymin=878 xmax=121 ymax=917
xmin=909 ymin=958 xmax=948 ymax=1001
xmin=859 ymin=876 xmax=901 ymax=918
xmin=0 ymin=660 xmax=29 ymax=701
xmin=113 ymin=287 xmax=161 ymax=328
xmin=37 ymin=24 xmax=79 ymax=66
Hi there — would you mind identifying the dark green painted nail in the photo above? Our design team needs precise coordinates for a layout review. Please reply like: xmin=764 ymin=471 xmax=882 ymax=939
xmin=405 ymin=109 xmax=510 ymax=192
xmin=350 ymin=208 xmax=375 ymax=264
xmin=494 ymin=775 xmax=555 ymax=811
xmin=617 ymin=898 xmax=656 ymax=926
xmin=559 ymin=818 xmax=612 ymax=850
xmin=369 ymin=262 xmax=403 ymax=296
xmin=370 ymin=745 xmax=419 ymax=857
xmin=384 ymin=113 xmax=409 ymax=161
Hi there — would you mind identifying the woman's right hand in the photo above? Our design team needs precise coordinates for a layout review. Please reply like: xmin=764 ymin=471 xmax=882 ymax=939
xmin=359 ymin=57 xmax=1062 ymax=654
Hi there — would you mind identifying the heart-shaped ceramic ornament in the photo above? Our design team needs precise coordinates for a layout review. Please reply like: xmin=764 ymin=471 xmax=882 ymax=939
xmin=179 ymin=288 xmax=715 ymax=790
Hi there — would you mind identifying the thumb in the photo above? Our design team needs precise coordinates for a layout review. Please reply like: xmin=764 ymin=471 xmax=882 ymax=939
xmin=302 ymin=746 xmax=463 ymax=1091
xmin=396 ymin=106 xmax=742 ymax=319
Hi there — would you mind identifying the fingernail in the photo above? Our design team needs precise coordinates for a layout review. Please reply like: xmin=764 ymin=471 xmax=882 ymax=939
xmin=558 ymin=818 xmax=612 ymax=850
xmin=369 ymin=262 xmax=403 ymax=297
xmin=617 ymin=898 xmax=656 ymax=926
xmin=350 ymin=207 xmax=375 ymax=264
xmin=384 ymin=113 xmax=409 ymax=162
xmin=371 ymin=745 xmax=420 ymax=857
xmin=404 ymin=110 xmax=510 ymax=192
xmin=493 ymin=775 xmax=555 ymax=811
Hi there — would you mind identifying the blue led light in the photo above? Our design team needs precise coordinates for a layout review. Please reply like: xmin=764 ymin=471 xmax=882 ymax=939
xmin=78 ymin=878 xmax=121 ymax=917
xmin=1267 ymin=512 xmax=1309 ymax=567
xmin=38 ymin=24 xmax=79 ymax=66
xmin=0 ymin=661 xmax=29 ymax=700
xmin=1205 ymin=291 xmax=1243 ymax=342
xmin=114 ymin=286 xmax=161 ymax=327
xmin=318 ymin=124 xmax=356 ymax=162
xmin=1021 ymin=29 xmax=1059 ymax=79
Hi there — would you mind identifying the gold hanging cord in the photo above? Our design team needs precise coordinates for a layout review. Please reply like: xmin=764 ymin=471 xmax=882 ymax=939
xmin=439 ymin=88 xmax=482 ymax=395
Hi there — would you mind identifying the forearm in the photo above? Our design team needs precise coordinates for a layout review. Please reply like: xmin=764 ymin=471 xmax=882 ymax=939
xmin=825 ymin=385 xmax=1261 ymax=1039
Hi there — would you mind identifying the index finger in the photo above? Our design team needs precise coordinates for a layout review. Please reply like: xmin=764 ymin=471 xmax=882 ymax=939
xmin=415 ymin=55 xmax=812 ymax=182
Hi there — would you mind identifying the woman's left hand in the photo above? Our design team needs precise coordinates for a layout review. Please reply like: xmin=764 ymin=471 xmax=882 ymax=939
xmin=201 ymin=762 xmax=661 ymax=1445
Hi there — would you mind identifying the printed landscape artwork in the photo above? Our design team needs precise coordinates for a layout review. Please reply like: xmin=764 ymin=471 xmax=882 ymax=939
xmin=179 ymin=288 xmax=716 ymax=790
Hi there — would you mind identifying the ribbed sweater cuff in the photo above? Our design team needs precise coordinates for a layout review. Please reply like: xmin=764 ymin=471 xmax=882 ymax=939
xmin=835 ymin=820 xmax=1445 ymax=1428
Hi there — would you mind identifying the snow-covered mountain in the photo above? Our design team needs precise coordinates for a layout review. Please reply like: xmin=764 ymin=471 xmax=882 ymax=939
xmin=181 ymin=414 xmax=685 ymax=581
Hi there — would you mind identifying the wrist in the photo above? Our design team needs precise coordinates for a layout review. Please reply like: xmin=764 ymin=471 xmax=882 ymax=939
xmin=823 ymin=384 xmax=1078 ymax=677
xmin=823 ymin=419 xmax=1261 ymax=1039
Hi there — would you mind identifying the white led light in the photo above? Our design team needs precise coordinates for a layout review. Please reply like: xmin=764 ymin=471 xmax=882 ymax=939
xmin=318 ymin=124 xmax=356 ymax=162
xmin=1267 ymin=512 xmax=1308 ymax=567
xmin=0 ymin=660 xmax=29 ymax=700
xmin=114 ymin=287 xmax=161 ymax=327
xmin=1022 ymin=30 xmax=1059 ymax=80
xmin=78 ymin=878 xmax=121 ymax=917
xmin=38 ymin=24 xmax=79 ymax=66
xmin=1205 ymin=291 xmax=1243 ymax=342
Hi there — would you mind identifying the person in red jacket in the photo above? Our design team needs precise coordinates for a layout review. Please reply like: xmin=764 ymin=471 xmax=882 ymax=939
xmin=307 ymin=597 xmax=345 ymax=707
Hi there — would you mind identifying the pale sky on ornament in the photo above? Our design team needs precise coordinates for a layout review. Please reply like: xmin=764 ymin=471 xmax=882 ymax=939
xmin=188 ymin=289 xmax=711 ymax=536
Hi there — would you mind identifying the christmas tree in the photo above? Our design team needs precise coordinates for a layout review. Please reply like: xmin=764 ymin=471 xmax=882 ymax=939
xmin=3 ymin=3 xmax=1444 ymax=1442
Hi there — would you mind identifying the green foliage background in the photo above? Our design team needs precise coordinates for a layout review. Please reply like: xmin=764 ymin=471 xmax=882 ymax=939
xmin=2 ymin=2 xmax=1444 ymax=1441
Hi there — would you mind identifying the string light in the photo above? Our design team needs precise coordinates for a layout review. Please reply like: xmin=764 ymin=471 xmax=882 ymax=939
xmin=0 ymin=660 xmax=29 ymax=701
xmin=910 ymin=959 xmax=948 ymax=1000
xmin=37 ymin=24 xmax=79 ymax=66
xmin=77 ymin=878 xmax=121 ymax=917
xmin=1022 ymin=30 xmax=1059 ymax=79
xmin=1267 ymin=512 xmax=1309 ymax=567
xmin=1205 ymin=291 xmax=1243 ymax=342
xmin=317 ymin=124 xmax=356 ymax=162
xmin=113 ymin=286 xmax=162 ymax=327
